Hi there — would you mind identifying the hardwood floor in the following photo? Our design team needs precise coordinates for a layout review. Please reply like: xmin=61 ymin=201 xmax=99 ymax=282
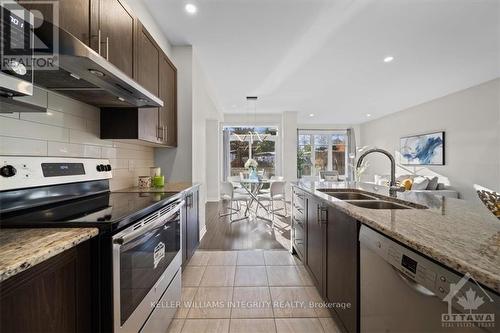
xmin=199 ymin=201 xmax=291 ymax=250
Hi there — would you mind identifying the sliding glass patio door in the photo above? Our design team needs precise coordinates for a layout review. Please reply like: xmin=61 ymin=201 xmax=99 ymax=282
xmin=297 ymin=130 xmax=348 ymax=179
xmin=223 ymin=126 xmax=278 ymax=178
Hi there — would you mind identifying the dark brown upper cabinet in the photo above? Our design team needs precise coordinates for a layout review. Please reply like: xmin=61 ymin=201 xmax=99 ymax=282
xmin=135 ymin=21 xmax=160 ymax=94
xmin=17 ymin=0 xmax=92 ymax=46
xmin=159 ymin=53 xmax=178 ymax=147
xmin=98 ymin=0 xmax=135 ymax=77
xmin=101 ymin=20 xmax=177 ymax=147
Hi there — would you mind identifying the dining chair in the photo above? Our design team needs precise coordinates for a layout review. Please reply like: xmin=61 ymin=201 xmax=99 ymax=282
xmin=256 ymin=181 xmax=287 ymax=221
xmin=227 ymin=175 xmax=247 ymax=194
xmin=320 ymin=170 xmax=339 ymax=181
xmin=259 ymin=176 xmax=284 ymax=194
xmin=300 ymin=175 xmax=320 ymax=182
xmin=220 ymin=181 xmax=250 ymax=222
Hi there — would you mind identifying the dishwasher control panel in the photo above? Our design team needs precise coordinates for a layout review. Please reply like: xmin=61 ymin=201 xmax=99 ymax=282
xmin=359 ymin=226 xmax=499 ymax=302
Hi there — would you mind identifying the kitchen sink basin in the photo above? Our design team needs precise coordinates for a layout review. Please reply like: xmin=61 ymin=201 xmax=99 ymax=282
xmin=345 ymin=200 xmax=412 ymax=209
xmin=322 ymin=191 xmax=378 ymax=201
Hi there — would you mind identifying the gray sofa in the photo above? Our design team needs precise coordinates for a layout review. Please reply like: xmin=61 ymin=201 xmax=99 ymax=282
xmin=375 ymin=174 xmax=459 ymax=199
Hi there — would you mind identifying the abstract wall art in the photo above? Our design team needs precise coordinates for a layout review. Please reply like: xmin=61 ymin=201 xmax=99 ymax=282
xmin=400 ymin=131 xmax=445 ymax=165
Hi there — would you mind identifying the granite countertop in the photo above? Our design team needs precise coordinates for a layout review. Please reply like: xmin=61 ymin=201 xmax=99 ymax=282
xmin=117 ymin=182 xmax=200 ymax=194
xmin=293 ymin=181 xmax=500 ymax=293
xmin=0 ymin=228 xmax=98 ymax=282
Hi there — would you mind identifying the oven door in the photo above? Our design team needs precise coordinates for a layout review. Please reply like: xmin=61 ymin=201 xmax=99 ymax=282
xmin=112 ymin=200 xmax=184 ymax=333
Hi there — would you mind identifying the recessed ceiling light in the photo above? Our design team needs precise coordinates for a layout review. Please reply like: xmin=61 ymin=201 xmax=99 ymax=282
xmin=309 ymin=113 xmax=315 ymax=117
xmin=185 ymin=3 xmax=197 ymax=15
xmin=366 ymin=113 xmax=372 ymax=118
xmin=383 ymin=56 xmax=394 ymax=63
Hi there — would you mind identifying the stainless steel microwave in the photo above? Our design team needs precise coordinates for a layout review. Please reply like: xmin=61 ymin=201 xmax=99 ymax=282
xmin=0 ymin=2 xmax=34 ymax=97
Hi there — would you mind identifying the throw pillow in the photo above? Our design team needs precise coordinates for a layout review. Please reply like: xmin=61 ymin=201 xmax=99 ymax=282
xmin=426 ymin=176 xmax=439 ymax=190
xmin=412 ymin=176 xmax=430 ymax=190
xmin=401 ymin=178 xmax=413 ymax=191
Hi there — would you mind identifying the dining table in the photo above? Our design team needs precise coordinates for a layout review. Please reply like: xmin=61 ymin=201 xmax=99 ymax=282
xmin=234 ymin=178 xmax=278 ymax=222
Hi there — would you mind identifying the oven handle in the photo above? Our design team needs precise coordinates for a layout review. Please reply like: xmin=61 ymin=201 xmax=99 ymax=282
xmin=113 ymin=200 xmax=185 ymax=245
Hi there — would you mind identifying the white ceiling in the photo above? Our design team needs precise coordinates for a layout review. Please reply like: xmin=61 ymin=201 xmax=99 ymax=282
xmin=144 ymin=0 xmax=500 ymax=124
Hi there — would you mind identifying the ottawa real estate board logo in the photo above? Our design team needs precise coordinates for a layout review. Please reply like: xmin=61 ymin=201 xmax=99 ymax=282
xmin=441 ymin=272 xmax=495 ymax=330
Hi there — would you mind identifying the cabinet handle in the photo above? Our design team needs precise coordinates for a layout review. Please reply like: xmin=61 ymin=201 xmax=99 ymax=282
xmin=317 ymin=205 xmax=328 ymax=225
xmin=98 ymin=29 xmax=101 ymax=55
xmin=163 ymin=125 xmax=166 ymax=142
xmin=157 ymin=125 xmax=166 ymax=142
xmin=106 ymin=37 xmax=109 ymax=60
xmin=157 ymin=126 xmax=163 ymax=141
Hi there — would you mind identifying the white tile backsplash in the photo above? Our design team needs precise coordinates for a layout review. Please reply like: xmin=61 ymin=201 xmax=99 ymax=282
xmin=0 ymin=136 xmax=47 ymax=155
xmin=21 ymin=109 xmax=87 ymax=131
xmin=47 ymin=141 xmax=102 ymax=158
xmin=0 ymin=116 xmax=70 ymax=142
xmin=0 ymin=89 xmax=154 ymax=190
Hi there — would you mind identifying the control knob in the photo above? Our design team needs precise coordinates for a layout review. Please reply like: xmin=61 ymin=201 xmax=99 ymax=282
xmin=0 ymin=165 xmax=17 ymax=177
xmin=96 ymin=164 xmax=105 ymax=172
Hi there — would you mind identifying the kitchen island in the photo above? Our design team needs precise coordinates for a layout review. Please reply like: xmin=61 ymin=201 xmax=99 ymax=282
xmin=0 ymin=228 xmax=97 ymax=332
xmin=291 ymin=181 xmax=500 ymax=333
xmin=0 ymin=228 xmax=98 ymax=282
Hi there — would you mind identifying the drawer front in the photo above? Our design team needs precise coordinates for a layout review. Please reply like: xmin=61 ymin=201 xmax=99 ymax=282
xmin=292 ymin=188 xmax=307 ymax=210
xmin=293 ymin=218 xmax=305 ymax=258
xmin=292 ymin=204 xmax=305 ymax=221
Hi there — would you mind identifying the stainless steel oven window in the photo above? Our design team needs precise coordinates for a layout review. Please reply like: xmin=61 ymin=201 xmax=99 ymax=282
xmin=112 ymin=199 xmax=184 ymax=333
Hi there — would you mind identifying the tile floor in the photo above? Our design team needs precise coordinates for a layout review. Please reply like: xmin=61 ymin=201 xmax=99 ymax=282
xmin=167 ymin=250 xmax=342 ymax=333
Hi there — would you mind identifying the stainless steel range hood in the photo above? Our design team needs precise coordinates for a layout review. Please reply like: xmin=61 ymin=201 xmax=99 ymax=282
xmin=32 ymin=22 xmax=163 ymax=108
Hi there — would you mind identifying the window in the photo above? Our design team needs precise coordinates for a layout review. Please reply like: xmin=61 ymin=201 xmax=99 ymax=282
xmin=225 ymin=126 xmax=278 ymax=177
xmin=297 ymin=130 xmax=348 ymax=179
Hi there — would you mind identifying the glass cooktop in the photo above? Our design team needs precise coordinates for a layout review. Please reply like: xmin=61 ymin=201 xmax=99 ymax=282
xmin=0 ymin=191 xmax=179 ymax=231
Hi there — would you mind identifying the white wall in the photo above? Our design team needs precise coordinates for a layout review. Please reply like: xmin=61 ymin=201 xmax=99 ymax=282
xmin=0 ymin=88 xmax=155 ymax=190
xmin=192 ymin=52 xmax=223 ymax=235
xmin=206 ymin=119 xmax=221 ymax=202
xmin=282 ymin=112 xmax=298 ymax=199
xmin=359 ymin=78 xmax=500 ymax=201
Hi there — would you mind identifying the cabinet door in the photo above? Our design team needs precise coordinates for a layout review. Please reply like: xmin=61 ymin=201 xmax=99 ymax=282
xmin=99 ymin=0 xmax=135 ymax=77
xmin=136 ymin=21 xmax=160 ymax=143
xmin=19 ymin=0 xmax=92 ymax=46
xmin=60 ymin=0 xmax=92 ymax=45
xmin=159 ymin=53 xmax=178 ymax=146
xmin=0 ymin=241 xmax=91 ymax=333
xmin=326 ymin=208 xmax=359 ymax=333
xmin=306 ymin=197 xmax=326 ymax=293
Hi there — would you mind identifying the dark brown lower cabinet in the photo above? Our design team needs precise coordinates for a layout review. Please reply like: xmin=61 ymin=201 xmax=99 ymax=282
xmin=0 ymin=241 xmax=92 ymax=333
xmin=306 ymin=197 xmax=326 ymax=293
xmin=326 ymin=207 xmax=359 ymax=333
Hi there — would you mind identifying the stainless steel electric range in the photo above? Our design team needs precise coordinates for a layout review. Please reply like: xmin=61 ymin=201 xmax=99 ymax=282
xmin=0 ymin=156 xmax=183 ymax=333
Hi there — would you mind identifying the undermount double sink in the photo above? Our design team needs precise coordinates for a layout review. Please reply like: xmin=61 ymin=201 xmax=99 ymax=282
xmin=318 ymin=189 xmax=422 ymax=210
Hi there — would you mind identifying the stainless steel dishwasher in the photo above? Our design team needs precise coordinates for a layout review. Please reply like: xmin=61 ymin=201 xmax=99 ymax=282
xmin=360 ymin=225 xmax=499 ymax=333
